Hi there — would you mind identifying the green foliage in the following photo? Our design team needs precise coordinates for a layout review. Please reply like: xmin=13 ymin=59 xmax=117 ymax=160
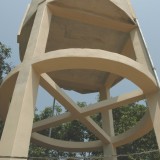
xmin=113 ymin=103 xmax=146 ymax=135
xmin=0 ymin=42 xmax=12 ymax=84
xmin=30 ymin=105 xmax=66 ymax=158
xmin=30 ymin=103 xmax=92 ymax=158
xmin=117 ymin=130 xmax=160 ymax=160
xmin=0 ymin=40 xmax=158 ymax=159
xmin=0 ymin=42 xmax=12 ymax=139
xmin=113 ymin=104 xmax=160 ymax=160
xmin=30 ymin=102 xmax=160 ymax=159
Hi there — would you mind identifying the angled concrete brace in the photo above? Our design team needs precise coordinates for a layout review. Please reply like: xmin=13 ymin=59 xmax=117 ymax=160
xmin=0 ymin=0 xmax=160 ymax=158
xmin=30 ymin=49 xmax=157 ymax=151
xmin=0 ymin=1 xmax=51 ymax=158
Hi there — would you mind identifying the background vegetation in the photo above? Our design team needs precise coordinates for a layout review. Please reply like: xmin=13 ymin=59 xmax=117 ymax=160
xmin=0 ymin=42 xmax=159 ymax=159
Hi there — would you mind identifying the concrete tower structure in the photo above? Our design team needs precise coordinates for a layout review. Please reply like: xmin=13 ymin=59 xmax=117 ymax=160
xmin=0 ymin=0 xmax=160 ymax=159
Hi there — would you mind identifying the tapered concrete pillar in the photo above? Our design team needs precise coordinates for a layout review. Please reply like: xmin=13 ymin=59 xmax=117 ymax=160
xmin=0 ymin=1 xmax=51 ymax=159
xmin=130 ymin=28 xmax=153 ymax=72
xmin=0 ymin=0 xmax=160 ymax=159
xmin=147 ymin=91 xmax=160 ymax=149
xmin=100 ymin=88 xmax=117 ymax=160
xmin=0 ymin=67 xmax=39 ymax=160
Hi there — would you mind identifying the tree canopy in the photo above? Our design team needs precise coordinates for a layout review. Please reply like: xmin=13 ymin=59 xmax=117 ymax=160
xmin=30 ymin=102 xmax=160 ymax=159
xmin=0 ymin=42 xmax=12 ymax=84
xmin=0 ymin=42 xmax=159 ymax=159
xmin=0 ymin=41 xmax=12 ymax=138
xmin=114 ymin=104 xmax=160 ymax=160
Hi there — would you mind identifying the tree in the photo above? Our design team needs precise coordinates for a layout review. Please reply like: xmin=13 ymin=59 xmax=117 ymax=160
xmin=30 ymin=102 xmax=160 ymax=160
xmin=1 ymin=42 xmax=158 ymax=159
xmin=0 ymin=42 xmax=12 ymax=138
xmin=0 ymin=42 xmax=12 ymax=84
xmin=29 ymin=102 xmax=91 ymax=158
xmin=113 ymin=104 xmax=160 ymax=160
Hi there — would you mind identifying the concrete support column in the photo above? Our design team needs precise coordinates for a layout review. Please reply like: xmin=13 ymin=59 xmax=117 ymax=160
xmin=0 ymin=2 xmax=51 ymax=159
xmin=130 ymin=28 xmax=153 ymax=73
xmin=0 ymin=66 xmax=39 ymax=160
xmin=24 ymin=2 xmax=51 ymax=59
xmin=99 ymin=88 xmax=117 ymax=160
xmin=147 ymin=90 xmax=160 ymax=149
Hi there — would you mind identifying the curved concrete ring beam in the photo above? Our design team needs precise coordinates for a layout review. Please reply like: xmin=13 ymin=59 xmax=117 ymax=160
xmin=112 ymin=109 xmax=153 ymax=147
xmin=0 ymin=65 xmax=21 ymax=120
xmin=32 ymin=109 xmax=152 ymax=150
xmin=32 ymin=49 xmax=157 ymax=93
xmin=32 ymin=133 xmax=103 ymax=152
xmin=29 ymin=48 xmax=157 ymax=151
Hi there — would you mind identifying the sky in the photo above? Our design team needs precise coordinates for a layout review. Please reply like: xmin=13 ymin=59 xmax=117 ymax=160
xmin=0 ymin=0 xmax=160 ymax=110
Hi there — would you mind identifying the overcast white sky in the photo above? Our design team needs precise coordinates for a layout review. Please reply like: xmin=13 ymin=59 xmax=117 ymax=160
xmin=0 ymin=0 xmax=160 ymax=109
